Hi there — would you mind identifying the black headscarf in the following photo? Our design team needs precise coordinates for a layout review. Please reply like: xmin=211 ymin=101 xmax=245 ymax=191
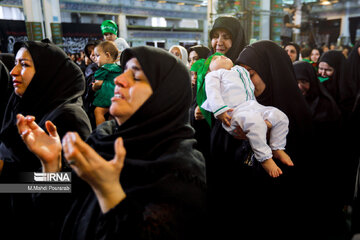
xmin=62 ymin=46 xmax=206 ymax=239
xmin=294 ymin=60 xmax=349 ymax=239
xmin=0 ymin=40 xmax=91 ymax=172
xmin=209 ymin=16 xmax=247 ymax=62
xmin=293 ymin=60 xmax=341 ymax=124
xmin=318 ymin=50 xmax=356 ymax=116
xmin=85 ymin=45 xmax=205 ymax=199
xmin=209 ymin=40 xmax=315 ymax=239
xmin=0 ymin=40 xmax=92 ymax=240
xmin=1 ymin=40 xmax=85 ymax=127
xmin=236 ymin=40 xmax=312 ymax=137
xmin=188 ymin=44 xmax=211 ymax=59
xmin=86 ymin=44 xmax=205 ymax=195
xmin=235 ymin=40 xmax=318 ymax=239
xmin=284 ymin=42 xmax=300 ymax=61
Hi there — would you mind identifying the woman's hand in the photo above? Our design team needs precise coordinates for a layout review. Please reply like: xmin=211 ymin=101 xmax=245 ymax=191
xmin=62 ymin=132 xmax=126 ymax=213
xmin=16 ymin=114 xmax=62 ymax=172
xmin=234 ymin=120 xmax=273 ymax=140
xmin=194 ymin=105 xmax=204 ymax=120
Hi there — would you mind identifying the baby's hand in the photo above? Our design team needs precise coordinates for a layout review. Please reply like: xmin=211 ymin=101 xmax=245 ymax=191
xmin=217 ymin=109 xmax=233 ymax=127
xmin=92 ymin=80 xmax=103 ymax=91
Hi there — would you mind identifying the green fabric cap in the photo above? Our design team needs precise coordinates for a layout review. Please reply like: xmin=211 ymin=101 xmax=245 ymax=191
xmin=193 ymin=52 xmax=224 ymax=127
xmin=101 ymin=20 xmax=118 ymax=35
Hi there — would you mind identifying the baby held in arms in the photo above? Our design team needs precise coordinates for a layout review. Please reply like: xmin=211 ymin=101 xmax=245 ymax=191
xmin=201 ymin=53 xmax=294 ymax=177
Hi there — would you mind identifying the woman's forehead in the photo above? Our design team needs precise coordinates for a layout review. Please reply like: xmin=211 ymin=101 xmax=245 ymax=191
xmin=212 ymin=28 xmax=231 ymax=36
xmin=319 ymin=61 xmax=332 ymax=68
xmin=16 ymin=47 xmax=32 ymax=60
xmin=125 ymin=57 xmax=140 ymax=68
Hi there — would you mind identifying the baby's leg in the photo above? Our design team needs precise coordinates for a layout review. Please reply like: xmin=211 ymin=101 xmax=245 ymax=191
xmin=273 ymin=149 xmax=294 ymax=166
xmin=262 ymin=107 xmax=293 ymax=165
xmin=94 ymin=107 xmax=109 ymax=126
xmin=231 ymin=109 xmax=273 ymax=161
xmin=261 ymin=158 xmax=283 ymax=178
xmin=263 ymin=108 xmax=289 ymax=149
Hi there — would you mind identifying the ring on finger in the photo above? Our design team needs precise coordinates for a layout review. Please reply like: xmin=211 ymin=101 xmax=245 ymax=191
xmin=20 ymin=131 xmax=27 ymax=138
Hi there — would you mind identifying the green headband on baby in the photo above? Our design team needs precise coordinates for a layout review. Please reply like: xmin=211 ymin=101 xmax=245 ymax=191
xmin=101 ymin=20 xmax=118 ymax=35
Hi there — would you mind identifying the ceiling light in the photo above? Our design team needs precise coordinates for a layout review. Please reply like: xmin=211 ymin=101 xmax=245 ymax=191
xmin=320 ymin=0 xmax=331 ymax=5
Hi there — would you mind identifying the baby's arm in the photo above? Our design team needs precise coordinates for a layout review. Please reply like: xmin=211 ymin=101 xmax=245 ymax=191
xmin=92 ymin=80 xmax=104 ymax=91
xmin=201 ymin=70 xmax=231 ymax=117
xmin=217 ymin=109 xmax=233 ymax=127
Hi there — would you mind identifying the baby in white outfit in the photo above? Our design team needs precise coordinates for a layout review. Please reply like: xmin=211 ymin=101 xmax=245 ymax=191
xmin=202 ymin=54 xmax=294 ymax=177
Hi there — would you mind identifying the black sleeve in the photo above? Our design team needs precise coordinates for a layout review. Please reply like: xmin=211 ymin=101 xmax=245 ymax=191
xmin=49 ymin=104 xmax=92 ymax=141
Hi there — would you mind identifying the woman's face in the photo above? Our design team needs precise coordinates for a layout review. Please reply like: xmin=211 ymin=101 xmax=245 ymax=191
xmin=110 ymin=57 xmax=153 ymax=125
xmin=170 ymin=47 xmax=182 ymax=59
xmin=188 ymin=50 xmax=199 ymax=67
xmin=190 ymin=71 xmax=197 ymax=88
xmin=10 ymin=47 xmax=36 ymax=97
xmin=310 ymin=49 xmax=320 ymax=63
xmin=87 ymin=45 xmax=96 ymax=63
xmin=285 ymin=45 xmax=297 ymax=62
xmin=241 ymin=64 xmax=266 ymax=97
xmin=297 ymin=80 xmax=310 ymax=95
xmin=211 ymin=28 xmax=232 ymax=55
xmin=318 ymin=62 xmax=334 ymax=78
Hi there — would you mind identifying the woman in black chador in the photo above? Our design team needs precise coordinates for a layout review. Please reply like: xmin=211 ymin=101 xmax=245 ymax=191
xmin=210 ymin=40 xmax=314 ymax=239
xmin=17 ymin=46 xmax=207 ymax=240
xmin=201 ymin=17 xmax=248 ymax=226
xmin=0 ymin=40 xmax=91 ymax=239
xmin=293 ymin=60 xmax=341 ymax=125
xmin=318 ymin=50 xmax=356 ymax=117
xmin=294 ymin=61 xmax=350 ymax=238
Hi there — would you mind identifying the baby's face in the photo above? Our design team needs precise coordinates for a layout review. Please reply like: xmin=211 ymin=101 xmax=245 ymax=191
xmin=94 ymin=46 xmax=112 ymax=67
xmin=209 ymin=55 xmax=233 ymax=71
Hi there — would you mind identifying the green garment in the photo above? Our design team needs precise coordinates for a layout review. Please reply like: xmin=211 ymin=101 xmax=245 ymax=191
xmin=302 ymin=58 xmax=313 ymax=64
xmin=191 ymin=52 xmax=224 ymax=127
xmin=93 ymin=63 xmax=122 ymax=108
xmin=302 ymin=58 xmax=319 ymax=72
xmin=318 ymin=76 xmax=329 ymax=83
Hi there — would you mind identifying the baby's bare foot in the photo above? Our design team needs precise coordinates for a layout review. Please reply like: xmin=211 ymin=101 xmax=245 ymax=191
xmin=261 ymin=158 xmax=283 ymax=178
xmin=273 ymin=150 xmax=294 ymax=166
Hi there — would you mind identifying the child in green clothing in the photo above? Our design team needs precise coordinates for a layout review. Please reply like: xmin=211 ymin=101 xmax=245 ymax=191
xmin=92 ymin=41 xmax=122 ymax=126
